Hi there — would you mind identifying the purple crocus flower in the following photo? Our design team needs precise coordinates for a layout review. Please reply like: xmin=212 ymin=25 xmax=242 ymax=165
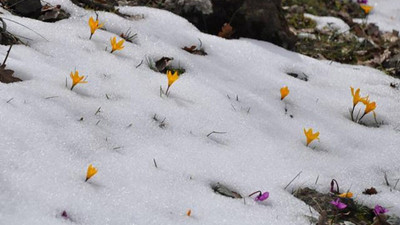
xmin=357 ymin=0 xmax=368 ymax=4
xmin=373 ymin=205 xmax=388 ymax=216
xmin=255 ymin=192 xmax=269 ymax=201
xmin=330 ymin=198 xmax=347 ymax=210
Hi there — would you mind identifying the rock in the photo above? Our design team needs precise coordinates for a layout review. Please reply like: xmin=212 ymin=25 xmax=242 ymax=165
xmin=6 ymin=0 xmax=42 ymax=18
xmin=383 ymin=53 xmax=400 ymax=77
xmin=155 ymin=57 xmax=173 ymax=73
xmin=130 ymin=0 xmax=296 ymax=50
xmin=38 ymin=4 xmax=70 ymax=22
xmin=71 ymin=0 xmax=118 ymax=11
xmin=238 ymin=0 xmax=297 ymax=49
xmin=211 ymin=183 xmax=242 ymax=199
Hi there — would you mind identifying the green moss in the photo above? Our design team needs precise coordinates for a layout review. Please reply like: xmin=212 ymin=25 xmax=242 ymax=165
xmin=293 ymin=187 xmax=375 ymax=224
xmin=282 ymin=0 xmax=366 ymax=18
xmin=286 ymin=13 xmax=317 ymax=30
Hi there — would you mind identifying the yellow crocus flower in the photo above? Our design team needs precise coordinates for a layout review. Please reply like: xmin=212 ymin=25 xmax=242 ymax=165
xmin=85 ymin=164 xmax=98 ymax=182
xmin=350 ymin=86 xmax=363 ymax=106
xmin=110 ymin=37 xmax=125 ymax=53
xmin=88 ymin=16 xmax=104 ymax=39
xmin=364 ymin=100 xmax=376 ymax=114
xmin=165 ymin=70 xmax=179 ymax=95
xmin=338 ymin=192 xmax=353 ymax=198
xmin=360 ymin=5 xmax=373 ymax=14
xmin=280 ymin=86 xmax=289 ymax=100
xmin=304 ymin=128 xmax=320 ymax=147
xmin=70 ymin=70 xmax=87 ymax=90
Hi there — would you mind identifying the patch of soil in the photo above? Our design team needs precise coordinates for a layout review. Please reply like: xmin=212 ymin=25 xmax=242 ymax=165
xmin=2 ymin=0 xmax=70 ymax=22
xmin=282 ymin=0 xmax=366 ymax=18
xmin=283 ymin=2 xmax=400 ymax=78
xmin=211 ymin=183 xmax=242 ymax=199
xmin=146 ymin=57 xmax=186 ymax=75
xmin=293 ymin=187 xmax=400 ymax=225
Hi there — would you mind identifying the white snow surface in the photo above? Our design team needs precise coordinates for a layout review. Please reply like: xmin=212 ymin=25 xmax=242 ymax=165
xmin=0 ymin=1 xmax=400 ymax=225
xmin=305 ymin=13 xmax=350 ymax=33
xmin=365 ymin=0 xmax=400 ymax=31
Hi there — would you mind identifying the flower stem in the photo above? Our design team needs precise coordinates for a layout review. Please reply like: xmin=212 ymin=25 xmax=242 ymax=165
xmin=350 ymin=105 xmax=355 ymax=121
xmin=89 ymin=33 xmax=93 ymax=40
xmin=248 ymin=191 xmax=261 ymax=197
xmin=373 ymin=112 xmax=378 ymax=125
xmin=358 ymin=112 xmax=367 ymax=123
xmin=330 ymin=179 xmax=339 ymax=194
xmin=70 ymin=84 xmax=76 ymax=90
xmin=355 ymin=108 xmax=362 ymax=122
xmin=165 ymin=85 xmax=170 ymax=96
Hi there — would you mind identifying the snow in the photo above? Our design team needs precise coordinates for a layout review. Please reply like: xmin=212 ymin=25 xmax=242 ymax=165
xmin=305 ymin=13 xmax=350 ymax=33
xmin=352 ymin=0 xmax=400 ymax=32
xmin=364 ymin=0 xmax=400 ymax=31
xmin=0 ymin=1 xmax=400 ymax=225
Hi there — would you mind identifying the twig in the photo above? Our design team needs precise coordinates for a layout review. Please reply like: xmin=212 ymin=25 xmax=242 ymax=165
xmin=2 ymin=45 xmax=12 ymax=66
xmin=315 ymin=175 xmax=319 ymax=185
xmin=206 ymin=131 xmax=227 ymax=137
xmin=94 ymin=107 xmax=101 ymax=115
xmin=6 ymin=97 xmax=13 ymax=103
xmin=44 ymin=96 xmax=58 ymax=99
xmin=136 ymin=59 xmax=143 ymax=68
xmin=384 ymin=172 xmax=390 ymax=186
xmin=153 ymin=158 xmax=158 ymax=168
xmin=2 ymin=18 xmax=48 ymax=41
xmin=95 ymin=120 xmax=100 ymax=125
xmin=394 ymin=179 xmax=400 ymax=190
xmin=284 ymin=171 xmax=302 ymax=190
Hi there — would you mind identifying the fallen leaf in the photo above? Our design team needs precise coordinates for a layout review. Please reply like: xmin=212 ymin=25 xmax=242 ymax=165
xmin=363 ymin=187 xmax=378 ymax=195
xmin=182 ymin=45 xmax=207 ymax=55
xmin=218 ymin=23 xmax=234 ymax=39
xmin=0 ymin=64 xmax=21 ymax=83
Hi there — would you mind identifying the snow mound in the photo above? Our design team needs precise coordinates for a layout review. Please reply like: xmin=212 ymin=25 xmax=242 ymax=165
xmin=0 ymin=1 xmax=399 ymax=225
